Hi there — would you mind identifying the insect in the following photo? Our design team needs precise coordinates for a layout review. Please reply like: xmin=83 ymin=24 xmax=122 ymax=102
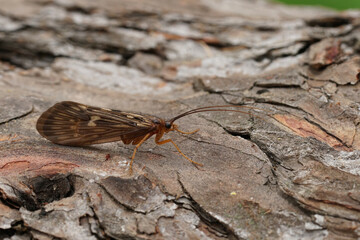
xmin=36 ymin=101 xmax=267 ymax=173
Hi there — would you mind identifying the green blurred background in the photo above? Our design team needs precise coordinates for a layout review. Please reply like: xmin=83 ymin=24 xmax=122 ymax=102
xmin=275 ymin=0 xmax=360 ymax=10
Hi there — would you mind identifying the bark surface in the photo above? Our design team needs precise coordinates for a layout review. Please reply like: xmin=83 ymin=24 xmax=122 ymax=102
xmin=0 ymin=0 xmax=360 ymax=239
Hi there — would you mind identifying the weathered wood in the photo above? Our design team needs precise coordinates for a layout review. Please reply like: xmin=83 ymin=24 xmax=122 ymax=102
xmin=0 ymin=0 xmax=359 ymax=239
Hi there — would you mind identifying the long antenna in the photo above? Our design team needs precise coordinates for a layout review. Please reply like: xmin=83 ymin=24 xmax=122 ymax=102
xmin=169 ymin=105 xmax=270 ymax=124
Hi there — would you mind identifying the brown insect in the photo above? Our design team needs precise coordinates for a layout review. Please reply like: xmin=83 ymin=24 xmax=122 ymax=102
xmin=36 ymin=101 xmax=266 ymax=172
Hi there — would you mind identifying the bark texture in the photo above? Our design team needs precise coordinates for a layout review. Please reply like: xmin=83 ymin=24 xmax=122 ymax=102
xmin=0 ymin=0 xmax=360 ymax=239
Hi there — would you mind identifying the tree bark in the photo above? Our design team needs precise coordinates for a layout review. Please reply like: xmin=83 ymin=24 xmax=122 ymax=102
xmin=0 ymin=0 xmax=360 ymax=239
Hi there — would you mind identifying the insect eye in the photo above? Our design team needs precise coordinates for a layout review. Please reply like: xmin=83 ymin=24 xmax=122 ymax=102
xmin=165 ymin=122 xmax=171 ymax=129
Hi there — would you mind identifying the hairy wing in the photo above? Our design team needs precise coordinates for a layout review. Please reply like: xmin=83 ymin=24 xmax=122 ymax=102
xmin=36 ymin=101 xmax=157 ymax=146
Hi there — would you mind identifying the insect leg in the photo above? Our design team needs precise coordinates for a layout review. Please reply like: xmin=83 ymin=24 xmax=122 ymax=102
xmin=155 ymin=138 xmax=203 ymax=166
xmin=173 ymin=125 xmax=199 ymax=134
xmin=129 ymin=133 xmax=152 ymax=172
xmin=175 ymin=128 xmax=199 ymax=135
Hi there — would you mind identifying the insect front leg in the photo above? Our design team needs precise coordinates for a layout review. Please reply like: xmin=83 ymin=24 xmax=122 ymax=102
xmin=173 ymin=124 xmax=199 ymax=135
xmin=155 ymin=133 xmax=203 ymax=167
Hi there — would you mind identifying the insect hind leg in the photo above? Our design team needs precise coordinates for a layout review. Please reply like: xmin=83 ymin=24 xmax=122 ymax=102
xmin=128 ymin=133 xmax=152 ymax=173
xmin=155 ymin=138 xmax=203 ymax=166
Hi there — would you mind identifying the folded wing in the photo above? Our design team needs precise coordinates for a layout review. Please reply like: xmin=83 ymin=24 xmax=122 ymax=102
xmin=36 ymin=101 xmax=157 ymax=146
